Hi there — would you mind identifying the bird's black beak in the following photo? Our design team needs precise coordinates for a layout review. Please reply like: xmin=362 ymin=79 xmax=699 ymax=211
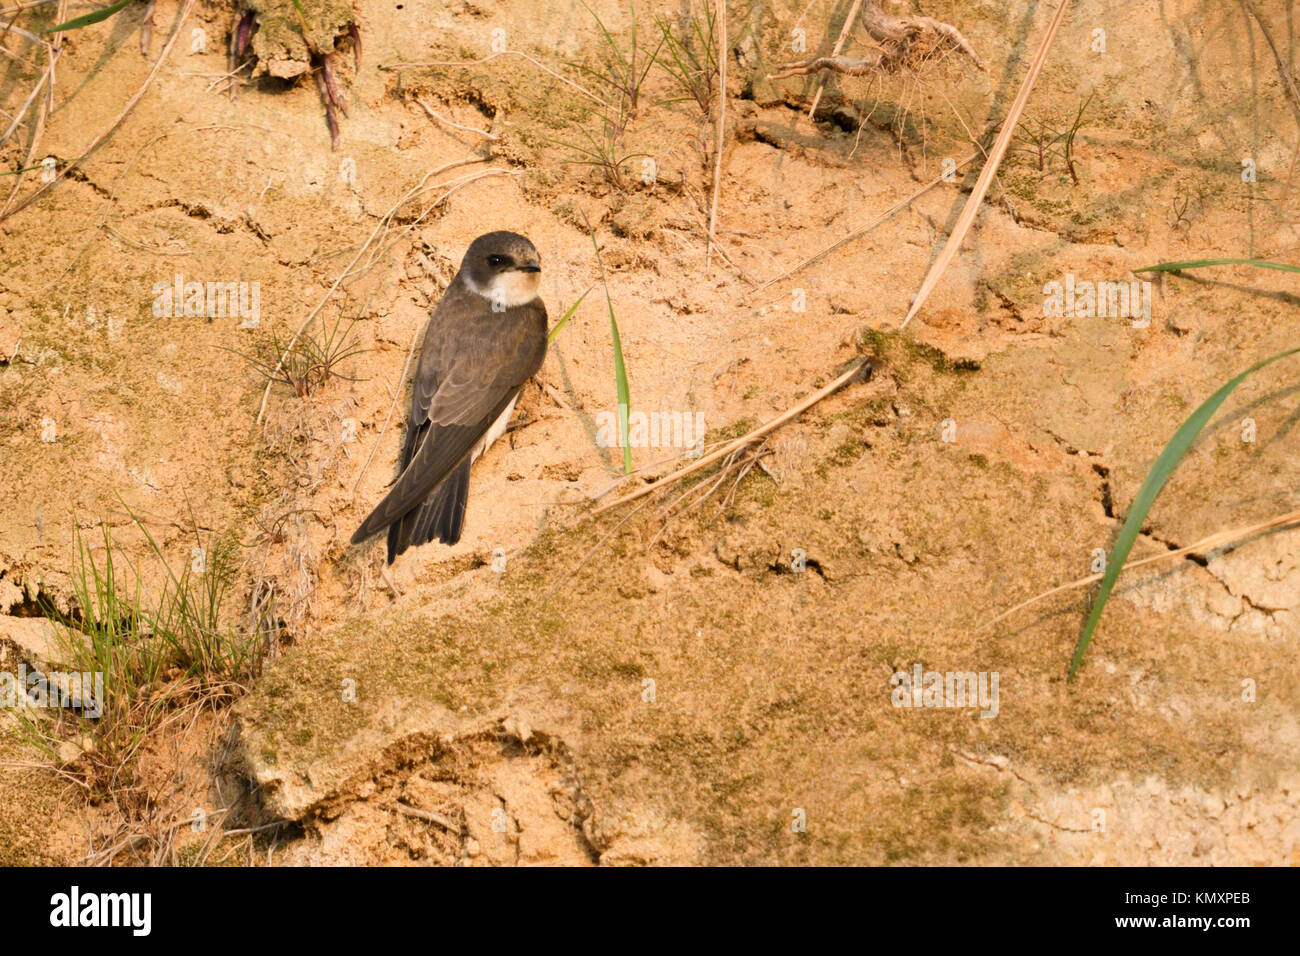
xmin=518 ymin=262 xmax=541 ymax=273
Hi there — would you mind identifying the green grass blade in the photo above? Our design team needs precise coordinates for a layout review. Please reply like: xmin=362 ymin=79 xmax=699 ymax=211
xmin=582 ymin=218 xmax=633 ymax=472
xmin=583 ymin=0 xmax=630 ymax=76
xmin=547 ymin=288 xmax=591 ymax=345
xmin=1068 ymin=346 xmax=1300 ymax=680
xmin=610 ymin=309 xmax=632 ymax=473
xmin=1134 ymin=258 xmax=1300 ymax=275
xmin=45 ymin=0 xmax=132 ymax=33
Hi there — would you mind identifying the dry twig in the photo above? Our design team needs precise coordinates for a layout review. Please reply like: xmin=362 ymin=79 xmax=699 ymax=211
xmin=900 ymin=0 xmax=1070 ymax=329
xmin=980 ymin=508 xmax=1300 ymax=631
xmin=706 ymin=0 xmax=727 ymax=268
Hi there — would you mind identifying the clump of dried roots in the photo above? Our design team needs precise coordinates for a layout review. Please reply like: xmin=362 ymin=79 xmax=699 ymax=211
xmin=226 ymin=7 xmax=361 ymax=150
xmin=770 ymin=1 xmax=981 ymax=79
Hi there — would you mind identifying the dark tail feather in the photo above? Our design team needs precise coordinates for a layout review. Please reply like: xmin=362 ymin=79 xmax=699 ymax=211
xmin=385 ymin=460 xmax=471 ymax=564
xmin=385 ymin=507 xmax=417 ymax=565
xmin=427 ymin=458 xmax=471 ymax=545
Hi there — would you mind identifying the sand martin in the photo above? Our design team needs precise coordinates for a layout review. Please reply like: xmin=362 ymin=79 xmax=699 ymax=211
xmin=352 ymin=231 xmax=547 ymax=563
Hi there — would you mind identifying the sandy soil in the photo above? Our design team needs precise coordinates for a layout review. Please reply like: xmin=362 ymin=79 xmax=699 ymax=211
xmin=1 ymin=0 xmax=1298 ymax=865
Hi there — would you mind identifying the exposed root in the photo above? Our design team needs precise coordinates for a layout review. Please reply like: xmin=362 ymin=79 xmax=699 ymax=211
xmin=770 ymin=55 xmax=881 ymax=80
xmin=314 ymin=55 xmax=343 ymax=150
xmin=769 ymin=1 xmax=981 ymax=81
xmin=228 ymin=10 xmax=258 ymax=100
xmin=860 ymin=3 xmax=983 ymax=72
xmin=347 ymin=21 xmax=361 ymax=71
xmin=227 ymin=7 xmax=358 ymax=148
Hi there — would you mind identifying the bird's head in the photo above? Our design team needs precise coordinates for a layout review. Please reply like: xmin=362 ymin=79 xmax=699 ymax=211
xmin=461 ymin=231 xmax=542 ymax=309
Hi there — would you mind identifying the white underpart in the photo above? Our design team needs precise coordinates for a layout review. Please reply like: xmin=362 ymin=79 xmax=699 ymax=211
xmin=472 ymin=395 xmax=517 ymax=464
xmin=466 ymin=270 xmax=542 ymax=309
xmin=460 ymin=269 xmax=534 ymax=463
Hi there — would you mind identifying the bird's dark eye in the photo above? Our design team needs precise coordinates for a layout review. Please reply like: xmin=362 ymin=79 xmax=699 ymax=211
xmin=487 ymin=255 xmax=508 ymax=267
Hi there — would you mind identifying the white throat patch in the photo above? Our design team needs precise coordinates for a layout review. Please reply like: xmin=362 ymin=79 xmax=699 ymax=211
xmin=467 ymin=271 xmax=541 ymax=310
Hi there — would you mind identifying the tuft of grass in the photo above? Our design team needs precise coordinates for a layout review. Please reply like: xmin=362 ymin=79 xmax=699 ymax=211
xmin=16 ymin=509 xmax=275 ymax=798
xmin=654 ymin=2 xmax=719 ymax=116
xmin=133 ymin=509 xmax=271 ymax=683
xmin=1068 ymin=346 xmax=1300 ymax=679
xmin=549 ymin=2 xmax=663 ymax=191
xmin=16 ymin=522 xmax=164 ymax=797
xmin=1011 ymin=92 xmax=1093 ymax=185
xmin=581 ymin=211 xmax=632 ymax=472
xmin=234 ymin=312 xmax=367 ymax=399
xmin=568 ymin=0 xmax=663 ymax=129
xmin=1134 ymin=258 xmax=1300 ymax=275
xmin=546 ymin=118 xmax=652 ymax=191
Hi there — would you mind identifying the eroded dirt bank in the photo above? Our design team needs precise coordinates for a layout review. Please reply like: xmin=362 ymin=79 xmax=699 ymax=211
xmin=1 ymin=0 xmax=1298 ymax=864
